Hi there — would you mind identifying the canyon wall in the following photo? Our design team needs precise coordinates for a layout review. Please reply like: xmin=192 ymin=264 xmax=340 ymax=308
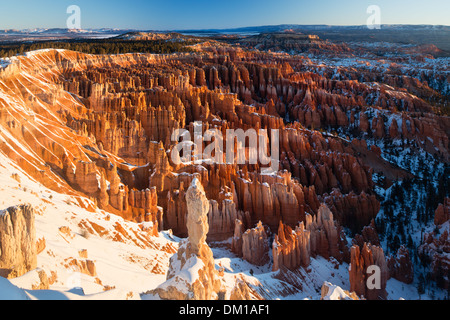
xmin=0 ymin=205 xmax=37 ymax=279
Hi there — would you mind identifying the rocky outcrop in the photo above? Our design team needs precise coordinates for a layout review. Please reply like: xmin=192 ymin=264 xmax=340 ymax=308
xmin=419 ymin=228 xmax=450 ymax=289
xmin=162 ymin=167 xmax=317 ymax=239
xmin=306 ymin=204 xmax=342 ymax=261
xmin=324 ymin=189 xmax=380 ymax=233
xmin=36 ymin=238 xmax=46 ymax=255
xmin=417 ymin=200 xmax=450 ymax=289
xmin=387 ymin=246 xmax=414 ymax=284
xmin=64 ymin=258 xmax=97 ymax=277
xmin=229 ymin=278 xmax=255 ymax=300
xmin=434 ymin=198 xmax=450 ymax=226
xmin=352 ymin=220 xmax=380 ymax=248
xmin=208 ymin=200 xmax=249 ymax=242
xmin=151 ymin=178 xmax=224 ymax=300
xmin=349 ymin=243 xmax=389 ymax=300
xmin=231 ymin=219 xmax=244 ymax=258
xmin=272 ymin=204 xmax=348 ymax=271
xmin=272 ymin=221 xmax=307 ymax=271
xmin=232 ymin=221 xmax=269 ymax=266
xmin=10 ymin=268 xmax=50 ymax=291
xmin=0 ymin=205 xmax=37 ymax=279
xmin=185 ymin=178 xmax=210 ymax=254
xmin=320 ymin=281 xmax=359 ymax=300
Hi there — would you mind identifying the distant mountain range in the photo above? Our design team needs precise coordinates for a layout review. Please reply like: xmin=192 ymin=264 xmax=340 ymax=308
xmin=173 ymin=24 xmax=450 ymax=51
xmin=1 ymin=25 xmax=449 ymax=51
xmin=174 ymin=24 xmax=450 ymax=34
xmin=0 ymin=28 xmax=135 ymax=35
xmin=1 ymin=24 xmax=449 ymax=35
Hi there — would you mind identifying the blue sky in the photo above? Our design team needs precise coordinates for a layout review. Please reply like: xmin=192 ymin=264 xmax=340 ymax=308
xmin=0 ymin=0 xmax=448 ymax=30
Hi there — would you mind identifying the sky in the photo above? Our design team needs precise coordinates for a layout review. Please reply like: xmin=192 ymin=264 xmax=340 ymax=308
xmin=0 ymin=0 xmax=448 ymax=30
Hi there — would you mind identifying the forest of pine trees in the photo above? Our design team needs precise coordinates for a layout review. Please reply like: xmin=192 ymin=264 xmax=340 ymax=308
xmin=0 ymin=38 xmax=198 ymax=58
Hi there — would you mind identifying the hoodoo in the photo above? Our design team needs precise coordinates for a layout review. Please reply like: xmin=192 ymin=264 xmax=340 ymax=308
xmin=150 ymin=178 xmax=224 ymax=300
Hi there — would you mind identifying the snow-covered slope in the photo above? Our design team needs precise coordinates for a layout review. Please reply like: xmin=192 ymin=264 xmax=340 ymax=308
xmin=0 ymin=149 xmax=178 ymax=299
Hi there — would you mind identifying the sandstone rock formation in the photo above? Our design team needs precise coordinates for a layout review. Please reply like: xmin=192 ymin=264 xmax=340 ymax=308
xmin=417 ymin=200 xmax=450 ymax=290
xmin=272 ymin=204 xmax=348 ymax=271
xmin=151 ymin=178 xmax=223 ymax=300
xmin=387 ymin=246 xmax=414 ymax=284
xmin=64 ymin=258 xmax=97 ymax=277
xmin=419 ymin=225 xmax=450 ymax=289
xmin=0 ymin=48 xmax=388 ymax=242
xmin=36 ymin=238 xmax=46 ymax=255
xmin=229 ymin=278 xmax=255 ymax=300
xmin=324 ymin=190 xmax=380 ymax=233
xmin=349 ymin=243 xmax=389 ymax=300
xmin=232 ymin=220 xmax=269 ymax=266
xmin=10 ymin=268 xmax=50 ymax=290
xmin=0 ymin=205 xmax=37 ymax=279
xmin=320 ymin=281 xmax=359 ymax=300
xmin=352 ymin=220 xmax=380 ymax=248
xmin=0 ymin=43 xmax=448 ymax=298
xmin=434 ymin=198 xmax=449 ymax=226
xmin=1 ymin=46 xmax=421 ymax=283
xmin=231 ymin=219 xmax=245 ymax=258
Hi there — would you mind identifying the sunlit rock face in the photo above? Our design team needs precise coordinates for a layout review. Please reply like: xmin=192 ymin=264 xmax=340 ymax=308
xmin=0 ymin=205 xmax=37 ymax=279
xmin=272 ymin=204 xmax=347 ymax=272
xmin=0 ymin=40 xmax=448 ymax=299
xmin=0 ymin=48 xmax=377 ymax=237
xmin=149 ymin=178 xmax=223 ymax=300
xmin=349 ymin=243 xmax=389 ymax=300
xmin=232 ymin=220 xmax=270 ymax=266
xmin=1 ymin=46 xmax=447 ymax=239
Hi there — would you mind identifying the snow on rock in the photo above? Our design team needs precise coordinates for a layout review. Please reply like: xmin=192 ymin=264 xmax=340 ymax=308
xmin=320 ymin=281 xmax=358 ymax=300
xmin=0 ymin=47 xmax=446 ymax=301
xmin=0 ymin=151 xmax=176 ymax=299
xmin=9 ymin=268 xmax=49 ymax=290
xmin=148 ymin=178 xmax=224 ymax=300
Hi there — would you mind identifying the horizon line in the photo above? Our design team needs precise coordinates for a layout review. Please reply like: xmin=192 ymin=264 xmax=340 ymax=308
xmin=2 ymin=23 xmax=450 ymax=32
